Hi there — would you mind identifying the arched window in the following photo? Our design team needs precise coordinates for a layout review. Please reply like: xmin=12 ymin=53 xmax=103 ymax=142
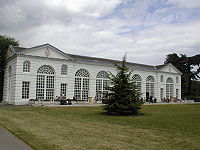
xmin=166 ymin=77 xmax=173 ymax=99
xmin=74 ymin=69 xmax=90 ymax=100
xmin=96 ymin=71 xmax=110 ymax=100
xmin=146 ymin=76 xmax=155 ymax=97
xmin=75 ymin=69 xmax=89 ymax=77
xmin=61 ymin=65 xmax=68 ymax=75
xmin=23 ymin=61 xmax=30 ymax=72
xmin=160 ymin=75 xmax=163 ymax=82
xmin=96 ymin=71 xmax=108 ymax=78
xmin=37 ymin=65 xmax=54 ymax=74
xmin=36 ymin=65 xmax=55 ymax=100
xmin=132 ymin=74 xmax=142 ymax=92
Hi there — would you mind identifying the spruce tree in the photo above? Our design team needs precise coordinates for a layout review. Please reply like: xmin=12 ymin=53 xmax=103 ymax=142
xmin=103 ymin=55 xmax=143 ymax=115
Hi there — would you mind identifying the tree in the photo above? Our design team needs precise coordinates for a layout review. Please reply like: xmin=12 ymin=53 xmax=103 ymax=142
xmin=190 ymin=80 xmax=200 ymax=96
xmin=103 ymin=55 xmax=143 ymax=115
xmin=0 ymin=35 xmax=19 ymax=101
xmin=165 ymin=53 xmax=200 ymax=96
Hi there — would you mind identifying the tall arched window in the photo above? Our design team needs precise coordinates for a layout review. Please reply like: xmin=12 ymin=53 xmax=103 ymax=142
xmin=61 ymin=65 xmax=68 ymax=75
xmin=74 ymin=69 xmax=90 ymax=100
xmin=166 ymin=77 xmax=174 ymax=99
xmin=36 ymin=65 xmax=55 ymax=100
xmin=23 ymin=61 xmax=30 ymax=72
xmin=96 ymin=71 xmax=110 ymax=100
xmin=146 ymin=76 xmax=155 ymax=97
xmin=132 ymin=74 xmax=142 ymax=92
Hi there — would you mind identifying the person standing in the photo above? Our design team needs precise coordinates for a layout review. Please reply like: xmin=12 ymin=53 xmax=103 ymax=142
xmin=150 ymin=96 xmax=153 ymax=103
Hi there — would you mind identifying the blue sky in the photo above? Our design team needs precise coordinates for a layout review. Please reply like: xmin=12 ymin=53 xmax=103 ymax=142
xmin=0 ymin=0 xmax=200 ymax=65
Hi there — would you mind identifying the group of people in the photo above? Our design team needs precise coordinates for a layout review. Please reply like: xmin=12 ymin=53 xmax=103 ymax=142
xmin=146 ymin=96 xmax=157 ymax=103
xmin=161 ymin=97 xmax=170 ymax=102
xmin=54 ymin=94 xmax=188 ymax=105
xmin=54 ymin=94 xmax=72 ymax=105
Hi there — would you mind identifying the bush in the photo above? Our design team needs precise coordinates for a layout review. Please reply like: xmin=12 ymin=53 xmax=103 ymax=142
xmin=185 ymin=96 xmax=200 ymax=102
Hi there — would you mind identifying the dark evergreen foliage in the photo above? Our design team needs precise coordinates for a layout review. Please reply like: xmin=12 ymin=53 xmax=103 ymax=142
xmin=103 ymin=55 xmax=143 ymax=115
xmin=0 ymin=35 xmax=19 ymax=101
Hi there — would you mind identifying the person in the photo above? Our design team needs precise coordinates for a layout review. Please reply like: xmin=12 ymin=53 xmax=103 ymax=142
xmin=167 ymin=98 xmax=170 ymax=102
xmin=73 ymin=96 xmax=77 ymax=102
xmin=67 ymin=99 xmax=72 ymax=105
xmin=150 ymin=96 xmax=153 ymax=103
xmin=154 ymin=97 xmax=157 ymax=103
xmin=60 ymin=94 xmax=67 ymax=105
xmin=184 ymin=97 xmax=187 ymax=102
xmin=163 ymin=97 xmax=166 ymax=102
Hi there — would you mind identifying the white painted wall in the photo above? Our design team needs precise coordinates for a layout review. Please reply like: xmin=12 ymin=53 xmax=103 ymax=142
xmin=3 ymin=46 xmax=182 ymax=105
xmin=3 ymin=57 xmax=17 ymax=104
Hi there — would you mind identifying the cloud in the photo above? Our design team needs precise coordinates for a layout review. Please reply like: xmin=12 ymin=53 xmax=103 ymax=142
xmin=45 ymin=0 xmax=121 ymax=17
xmin=0 ymin=0 xmax=199 ymax=65
xmin=168 ymin=0 xmax=200 ymax=9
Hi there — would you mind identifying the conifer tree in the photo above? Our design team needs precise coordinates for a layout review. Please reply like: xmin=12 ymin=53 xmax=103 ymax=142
xmin=103 ymin=55 xmax=143 ymax=115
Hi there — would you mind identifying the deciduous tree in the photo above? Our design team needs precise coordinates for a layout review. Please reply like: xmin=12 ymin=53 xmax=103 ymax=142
xmin=165 ymin=53 xmax=200 ymax=96
xmin=0 ymin=35 xmax=19 ymax=101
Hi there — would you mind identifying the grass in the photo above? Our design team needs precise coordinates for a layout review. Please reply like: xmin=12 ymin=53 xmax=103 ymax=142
xmin=0 ymin=104 xmax=200 ymax=150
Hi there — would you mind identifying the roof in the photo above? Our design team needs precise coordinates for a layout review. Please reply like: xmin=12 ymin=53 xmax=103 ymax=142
xmin=12 ymin=46 xmax=26 ymax=52
xmin=155 ymin=64 xmax=165 ymax=69
xmin=9 ymin=43 xmax=172 ymax=72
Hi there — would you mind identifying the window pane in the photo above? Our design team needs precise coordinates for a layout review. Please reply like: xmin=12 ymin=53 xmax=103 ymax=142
xmin=23 ymin=61 xmax=30 ymax=72
xmin=22 ymin=81 xmax=30 ymax=99
xmin=96 ymin=79 xmax=102 ymax=91
xmin=36 ymin=75 xmax=45 ymax=99
xmin=160 ymin=88 xmax=163 ymax=99
xmin=74 ymin=90 xmax=81 ymax=99
xmin=74 ymin=78 xmax=81 ymax=90
xmin=61 ymin=65 xmax=68 ymax=75
xmin=46 ymin=76 xmax=54 ymax=100
xmin=83 ymin=78 xmax=89 ymax=90
xmin=60 ymin=83 xmax=67 ymax=96
xmin=82 ymin=90 xmax=89 ymax=100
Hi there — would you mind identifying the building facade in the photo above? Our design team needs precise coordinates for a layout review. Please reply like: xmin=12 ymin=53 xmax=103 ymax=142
xmin=3 ymin=44 xmax=181 ymax=105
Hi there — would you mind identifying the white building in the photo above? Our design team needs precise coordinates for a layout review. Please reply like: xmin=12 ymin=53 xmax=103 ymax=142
xmin=3 ymin=43 xmax=181 ymax=105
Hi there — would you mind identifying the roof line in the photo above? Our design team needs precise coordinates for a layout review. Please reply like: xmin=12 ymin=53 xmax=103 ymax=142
xmin=10 ymin=43 xmax=165 ymax=69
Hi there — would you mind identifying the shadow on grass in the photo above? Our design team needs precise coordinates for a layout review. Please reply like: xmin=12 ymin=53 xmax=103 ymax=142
xmin=100 ymin=112 xmax=147 ymax=117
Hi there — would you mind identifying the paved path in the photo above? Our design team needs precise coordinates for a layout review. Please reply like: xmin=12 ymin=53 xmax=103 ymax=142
xmin=0 ymin=126 xmax=33 ymax=150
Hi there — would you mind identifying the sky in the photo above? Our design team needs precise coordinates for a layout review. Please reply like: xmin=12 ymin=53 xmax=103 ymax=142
xmin=0 ymin=0 xmax=200 ymax=65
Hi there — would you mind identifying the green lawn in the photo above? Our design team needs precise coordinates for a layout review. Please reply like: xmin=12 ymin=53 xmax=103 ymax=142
xmin=0 ymin=104 xmax=200 ymax=150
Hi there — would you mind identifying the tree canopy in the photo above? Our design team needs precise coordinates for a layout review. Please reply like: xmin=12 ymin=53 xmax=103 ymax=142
xmin=0 ymin=35 xmax=19 ymax=101
xmin=165 ymin=53 xmax=200 ymax=96
xmin=103 ymin=55 xmax=143 ymax=115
